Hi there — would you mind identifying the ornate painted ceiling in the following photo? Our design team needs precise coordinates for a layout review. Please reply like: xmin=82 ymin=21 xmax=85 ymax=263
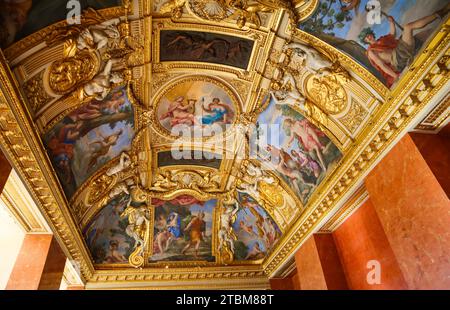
xmin=0 ymin=0 xmax=448 ymax=289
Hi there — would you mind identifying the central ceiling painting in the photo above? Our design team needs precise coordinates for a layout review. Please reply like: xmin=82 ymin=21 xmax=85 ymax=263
xmin=155 ymin=76 xmax=238 ymax=137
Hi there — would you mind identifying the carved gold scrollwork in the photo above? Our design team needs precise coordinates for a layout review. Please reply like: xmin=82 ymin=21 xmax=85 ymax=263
xmin=84 ymin=174 xmax=117 ymax=206
xmin=187 ymin=0 xmax=232 ymax=21
xmin=22 ymin=71 xmax=52 ymax=112
xmin=48 ymin=51 xmax=99 ymax=95
xmin=236 ymin=160 xmax=284 ymax=210
xmin=150 ymin=170 xmax=222 ymax=194
xmin=160 ymin=0 xmax=300 ymax=29
xmin=305 ymin=63 xmax=350 ymax=115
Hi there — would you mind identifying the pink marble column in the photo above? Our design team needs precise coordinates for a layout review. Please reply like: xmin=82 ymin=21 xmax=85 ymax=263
xmin=365 ymin=133 xmax=450 ymax=289
xmin=294 ymin=234 xmax=348 ymax=290
xmin=270 ymin=270 xmax=300 ymax=290
xmin=410 ymin=129 xmax=450 ymax=198
xmin=6 ymin=234 xmax=66 ymax=290
xmin=333 ymin=199 xmax=408 ymax=289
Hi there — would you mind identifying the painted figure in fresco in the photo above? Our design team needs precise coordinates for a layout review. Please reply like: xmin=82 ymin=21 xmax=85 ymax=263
xmin=291 ymin=149 xmax=322 ymax=181
xmin=341 ymin=0 xmax=361 ymax=13
xmin=262 ymin=217 xmax=279 ymax=248
xmin=167 ymin=34 xmax=219 ymax=60
xmin=46 ymin=121 xmax=84 ymax=186
xmin=264 ymin=144 xmax=316 ymax=198
xmin=104 ymin=240 xmax=127 ymax=263
xmin=65 ymin=90 xmax=126 ymax=124
xmin=87 ymin=128 xmax=124 ymax=170
xmin=181 ymin=212 xmax=206 ymax=258
xmin=239 ymin=220 xmax=256 ymax=237
xmin=153 ymin=214 xmax=170 ymax=254
xmin=240 ymin=195 xmax=259 ymax=209
xmin=164 ymin=31 xmax=252 ymax=66
xmin=283 ymin=118 xmax=327 ymax=171
xmin=159 ymin=96 xmax=200 ymax=127
xmin=164 ymin=212 xmax=181 ymax=251
xmin=244 ymin=242 xmax=264 ymax=260
xmin=360 ymin=4 xmax=450 ymax=87
xmin=200 ymin=97 xmax=234 ymax=125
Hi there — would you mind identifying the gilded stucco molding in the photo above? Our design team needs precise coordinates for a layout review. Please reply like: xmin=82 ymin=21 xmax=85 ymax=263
xmin=414 ymin=94 xmax=449 ymax=132
xmin=0 ymin=54 xmax=95 ymax=281
xmin=318 ymin=183 xmax=368 ymax=233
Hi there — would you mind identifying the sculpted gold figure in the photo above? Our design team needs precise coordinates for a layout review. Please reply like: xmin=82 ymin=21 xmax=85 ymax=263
xmin=160 ymin=0 xmax=187 ymax=18
xmin=120 ymin=199 xmax=150 ymax=268
xmin=218 ymin=198 xmax=239 ymax=264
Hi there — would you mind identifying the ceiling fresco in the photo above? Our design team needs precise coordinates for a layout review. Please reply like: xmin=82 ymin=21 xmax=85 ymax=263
xmin=43 ymin=86 xmax=135 ymax=198
xmin=159 ymin=30 xmax=255 ymax=69
xmin=256 ymin=98 xmax=342 ymax=204
xmin=0 ymin=0 xmax=448 ymax=288
xmin=299 ymin=0 xmax=450 ymax=88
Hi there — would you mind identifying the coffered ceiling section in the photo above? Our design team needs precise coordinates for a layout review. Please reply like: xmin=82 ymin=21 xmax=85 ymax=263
xmin=1 ymin=0 xmax=448 ymax=286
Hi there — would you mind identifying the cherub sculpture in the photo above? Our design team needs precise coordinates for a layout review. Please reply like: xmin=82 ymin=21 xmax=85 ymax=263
xmin=82 ymin=59 xmax=124 ymax=100
xmin=106 ymin=152 xmax=132 ymax=176
xmin=120 ymin=198 xmax=150 ymax=256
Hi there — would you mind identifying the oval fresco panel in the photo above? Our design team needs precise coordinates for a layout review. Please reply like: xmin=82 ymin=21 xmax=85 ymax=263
xmin=155 ymin=77 xmax=238 ymax=137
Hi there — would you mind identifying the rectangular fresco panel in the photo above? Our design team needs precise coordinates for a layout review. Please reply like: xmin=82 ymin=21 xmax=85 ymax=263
xmin=0 ymin=0 xmax=122 ymax=48
xmin=232 ymin=194 xmax=282 ymax=261
xmin=157 ymin=150 xmax=222 ymax=169
xmin=84 ymin=194 xmax=137 ymax=265
xmin=159 ymin=30 xmax=254 ymax=69
xmin=44 ymin=87 xmax=134 ymax=199
xmin=299 ymin=0 xmax=449 ymax=88
xmin=256 ymin=98 xmax=342 ymax=204
xmin=150 ymin=196 xmax=216 ymax=262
